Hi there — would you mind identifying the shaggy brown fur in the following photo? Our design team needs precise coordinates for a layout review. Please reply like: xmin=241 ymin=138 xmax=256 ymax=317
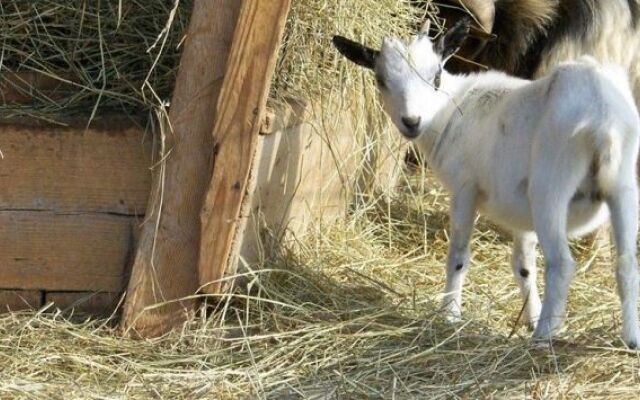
xmin=479 ymin=0 xmax=559 ymax=76
xmin=430 ymin=0 xmax=640 ymax=78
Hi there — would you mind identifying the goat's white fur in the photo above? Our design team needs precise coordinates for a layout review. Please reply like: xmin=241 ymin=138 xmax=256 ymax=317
xmin=339 ymin=31 xmax=640 ymax=347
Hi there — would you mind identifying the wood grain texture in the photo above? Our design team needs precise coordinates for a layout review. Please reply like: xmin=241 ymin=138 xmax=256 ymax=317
xmin=0 ymin=72 xmax=72 ymax=104
xmin=0 ymin=211 xmax=134 ymax=291
xmin=46 ymin=291 xmax=122 ymax=316
xmin=199 ymin=0 xmax=291 ymax=293
xmin=121 ymin=0 xmax=243 ymax=337
xmin=239 ymin=100 xmax=361 ymax=267
xmin=0 ymin=290 xmax=42 ymax=312
xmin=0 ymin=123 xmax=151 ymax=215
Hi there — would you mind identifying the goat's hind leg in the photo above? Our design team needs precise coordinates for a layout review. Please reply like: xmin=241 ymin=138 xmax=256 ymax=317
xmin=606 ymin=179 xmax=640 ymax=348
xmin=511 ymin=232 xmax=542 ymax=330
xmin=531 ymin=209 xmax=575 ymax=341
xmin=529 ymin=157 xmax=582 ymax=341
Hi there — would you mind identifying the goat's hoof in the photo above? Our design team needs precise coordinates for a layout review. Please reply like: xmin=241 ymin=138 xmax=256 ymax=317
xmin=519 ymin=313 xmax=538 ymax=331
xmin=532 ymin=318 xmax=562 ymax=341
xmin=441 ymin=308 xmax=462 ymax=324
xmin=444 ymin=313 xmax=462 ymax=324
xmin=440 ymin=301 xmax=462 ymax=323
xmin=622 ymin=330 xmax=639 ymax=350
xmin=528 ymin=338 xmax=552 ymax=350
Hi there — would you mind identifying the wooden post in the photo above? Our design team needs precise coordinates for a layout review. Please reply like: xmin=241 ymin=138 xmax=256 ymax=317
xmin=199 ymin=0 xmax=292 ymax=293
xmin=121 ymin=0 xmax=242 ymax=337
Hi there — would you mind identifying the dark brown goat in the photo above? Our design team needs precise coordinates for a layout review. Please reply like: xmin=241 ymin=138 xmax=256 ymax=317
xmin=417 ymin=1 xmax=640 ymax=101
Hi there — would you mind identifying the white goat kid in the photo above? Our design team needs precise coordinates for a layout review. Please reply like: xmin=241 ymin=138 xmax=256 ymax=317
xmin=333 ymin=17 xmax=640 ymax=348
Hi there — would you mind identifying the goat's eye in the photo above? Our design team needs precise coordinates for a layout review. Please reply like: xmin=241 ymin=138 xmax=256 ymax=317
xmin=433 ymin=69 xmax=442 ymax=90
xmin=375 ymin=75 xmax=386 ymax=89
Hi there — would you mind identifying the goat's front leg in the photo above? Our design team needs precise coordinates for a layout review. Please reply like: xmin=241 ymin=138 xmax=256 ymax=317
xmin=442 ymin=186 xmax=477 ymax=322
xmin=511 ymin=232 xmax=541 ymax=330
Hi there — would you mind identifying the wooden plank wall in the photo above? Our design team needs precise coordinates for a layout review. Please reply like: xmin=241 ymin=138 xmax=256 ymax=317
xmin=238 ymin=100 xmax=359 ymax=269
xmin=0 ymin=122 xmax=151 ymax=315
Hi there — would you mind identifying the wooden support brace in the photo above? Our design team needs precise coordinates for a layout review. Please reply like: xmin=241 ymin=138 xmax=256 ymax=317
xmin=121 ymin=0 xmax=242 ymax=337
xmin=199 ymin=0 xmax=292 ymax=293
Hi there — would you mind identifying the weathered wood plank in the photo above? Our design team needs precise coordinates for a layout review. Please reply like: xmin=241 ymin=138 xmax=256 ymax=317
xmin=0 ymin=290 xmax=42 ymax=312
xmin=0 ymin=123 xmax=151 ymax=215
xmin=121 ymin=0 xmax=243 ymax=337
xmin=0 ymin=211 xmax=133 ymax=291
xmin=0 ymin=72 xmax=72 ymax=104
xmin=199 ymin=0 xmax=292 ymax=293
xmin=239 ymin=100 xmax=362 ymax=266
xmin=46 ymin=292 xmax=122 ymax=316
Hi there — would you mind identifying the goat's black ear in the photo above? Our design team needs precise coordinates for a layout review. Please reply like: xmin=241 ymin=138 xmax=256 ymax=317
xmin=332 ymin=35 xmax=378 ymax=70
xmin=435 ymin=16 xmax=471 ymax=62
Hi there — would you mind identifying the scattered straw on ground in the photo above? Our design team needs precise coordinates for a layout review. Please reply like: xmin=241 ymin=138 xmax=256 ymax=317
xmin=2 ymin=170 xmax=640 ymax=399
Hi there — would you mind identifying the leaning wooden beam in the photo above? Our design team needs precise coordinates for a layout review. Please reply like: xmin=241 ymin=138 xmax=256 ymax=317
xmin=121 ymin=0 xmax=242 ymax=337
xmin=199 ymin=0 xmax=292 ymax=293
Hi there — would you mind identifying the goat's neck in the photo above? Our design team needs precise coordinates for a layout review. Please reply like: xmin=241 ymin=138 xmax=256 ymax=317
xmin=416 ymin=72 xmax=479 ymax=163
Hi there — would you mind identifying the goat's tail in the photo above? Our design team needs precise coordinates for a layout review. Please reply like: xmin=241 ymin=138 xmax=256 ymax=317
xmin=593 ymin=126 xmax=624 ymax=194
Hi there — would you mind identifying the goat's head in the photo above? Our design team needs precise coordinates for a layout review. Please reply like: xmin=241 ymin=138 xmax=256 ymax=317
xmin=427 ymin=0 xmax=496 ymax=73
xmin=332 ymin=17 xmax=471 ymax=140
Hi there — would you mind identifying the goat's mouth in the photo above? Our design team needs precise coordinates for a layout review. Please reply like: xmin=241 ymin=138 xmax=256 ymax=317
xmin=400 ymin=128 xmax=421 ymax=140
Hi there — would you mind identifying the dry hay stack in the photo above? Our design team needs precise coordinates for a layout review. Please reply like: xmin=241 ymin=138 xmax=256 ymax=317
xmin=273 ymin=0 xmax=421 ymax=101
xmin=0 ymin=0 xmax=421 ymax=124
xmin=2 ymin=1 xmax=639 ymax=399
xmin=0 ymin=0 xmax=191 ymax=123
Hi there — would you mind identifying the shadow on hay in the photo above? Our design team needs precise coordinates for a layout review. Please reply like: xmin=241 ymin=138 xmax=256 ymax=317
xmin=362 ymin=189 xmax=514 ymax=251
xmin=219 ymin=189 xmax=523 ymax=339
xmin=207 ymin=181 xmax=618 ymax=396
xmin=221 ymin=262 xmax=593 ymax=398
xmin=197 ymin=257 xmax=627 ymax=399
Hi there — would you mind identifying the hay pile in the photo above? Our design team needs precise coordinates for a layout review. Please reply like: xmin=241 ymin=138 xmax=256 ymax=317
xmin=2 ymin=171 xmax=639 ymax=398
xmin=0 ymin=0 xmax=422 ymax=124
xmin=272 ymin=0 xmax=423 ymax=102
xmin=0 ymin=0 xmax=191 ymax=124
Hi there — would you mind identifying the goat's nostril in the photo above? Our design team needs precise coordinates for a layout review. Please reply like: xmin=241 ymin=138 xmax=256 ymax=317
xmin=402 ymin=116 xmax=421 ymax=129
